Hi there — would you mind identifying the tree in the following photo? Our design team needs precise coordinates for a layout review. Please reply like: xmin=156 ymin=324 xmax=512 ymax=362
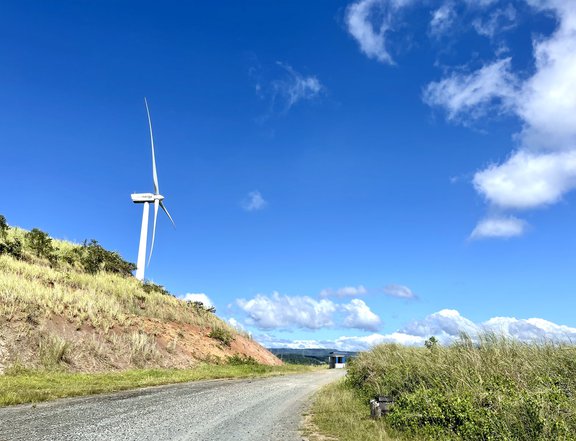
xmin=26 ymin=228 xmax=56 ymax=261
xmin=0 ymin=214 xmax=8 ymax=240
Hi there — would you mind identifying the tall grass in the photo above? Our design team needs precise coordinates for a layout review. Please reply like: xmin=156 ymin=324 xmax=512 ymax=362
xmin=0 ymin=252 xmax=232 ymax=333
xmin=345 ymin=334 xmax=576 ymax=440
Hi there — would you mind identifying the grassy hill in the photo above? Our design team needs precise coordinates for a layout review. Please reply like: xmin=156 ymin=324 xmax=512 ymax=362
xmin=0 ymin=215 xmax=280 ymax=374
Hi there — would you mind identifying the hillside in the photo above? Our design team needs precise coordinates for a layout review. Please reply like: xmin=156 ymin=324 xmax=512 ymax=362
xmin=0 ymin=217 xmax=280 ymax=373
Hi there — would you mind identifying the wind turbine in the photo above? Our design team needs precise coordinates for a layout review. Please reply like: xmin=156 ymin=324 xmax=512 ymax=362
xmin=131 ymin=98 xmax=175 ymax=281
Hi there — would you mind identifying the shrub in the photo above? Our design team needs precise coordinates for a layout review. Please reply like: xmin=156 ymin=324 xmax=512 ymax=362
xmin=187 ymin=300 xmax=216 ymax=313
xmin=79 ymin=240 xmax=136 ymax=276
xmin=0 ymin=238 xmax=23 ymax=259
xmin=142 ymin=281 xmax=172 ymax=296
xmin=209 ymin=327 xmax=234 ymax=346
xmin=227 ymin=354 xmax=259 ymax=365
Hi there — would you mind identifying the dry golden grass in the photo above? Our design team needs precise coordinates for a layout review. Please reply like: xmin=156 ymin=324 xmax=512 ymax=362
xmin=0 ymin=249 xmax=231 ymax=334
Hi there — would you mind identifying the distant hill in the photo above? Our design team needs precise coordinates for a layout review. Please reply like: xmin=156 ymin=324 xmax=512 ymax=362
xmin=268 ymin=348 xmax=358 ymax=365
xmin=0 ymin=216 xmax=280 ymax=373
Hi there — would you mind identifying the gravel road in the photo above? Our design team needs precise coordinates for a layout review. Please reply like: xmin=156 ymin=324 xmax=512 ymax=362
xmin=0 ymin=369 xmax=345 ymax=441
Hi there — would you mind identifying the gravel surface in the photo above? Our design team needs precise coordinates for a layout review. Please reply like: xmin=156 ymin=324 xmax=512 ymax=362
xmin=0 ymin=369 xmax=345 ymax=441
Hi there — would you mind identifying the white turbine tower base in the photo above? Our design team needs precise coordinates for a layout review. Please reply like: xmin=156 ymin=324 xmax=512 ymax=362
xmin=132 ymin=98 xmax=175 ymax=281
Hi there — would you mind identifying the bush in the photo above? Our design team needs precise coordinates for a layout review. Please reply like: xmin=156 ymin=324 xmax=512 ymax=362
xmin=142 ymin=281 xmax=172 ymax=296
xmin=209 ymin=327 xmax=234 ymax=346
xmin=227 ymin=354 xmax=259 ymax=365
xmin=79 ymin=240 xmax=136 ymax=276
xmin=186 ymin=300 xmax=216 ymax=313
xmin=0 ymin=238 xmax=23 ymax=259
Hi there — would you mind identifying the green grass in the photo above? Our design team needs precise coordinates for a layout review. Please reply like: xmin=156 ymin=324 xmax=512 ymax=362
xmin=308 ymin=379 xmax=397 ymax=441
xmin=0 ymin=364 xmax=316 ymax=406
xmin=315 ymin=335 xmax=576 ymax=441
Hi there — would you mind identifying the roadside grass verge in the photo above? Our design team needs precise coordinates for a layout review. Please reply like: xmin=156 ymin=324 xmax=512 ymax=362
xmin=311 ymin=335 xmax=576 ymax=441
xmin=0 ymin=364 xmax=317 ymax=406
xmin=307 ymin=378 xmax=397 ymax=441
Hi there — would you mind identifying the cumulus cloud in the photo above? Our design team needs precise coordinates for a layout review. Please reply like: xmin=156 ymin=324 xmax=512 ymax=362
xmin=320 ymin=285 xmax=367 ymax=298
xmin=345 ymin=0 xmax=416 ymax=64
xmin=421 ymin=1 xmax=576 ymax=236
xmin=237 ymin=292 xmax=337 ymax=330
xmin=242 ymin=191 xmax=267 ymax=211
xmin=383 ymin=284 xmax=416 ymax=298
xmin=259 ymin=309 xmax=576 ymax=351
xmin=182 ymin=293 xmax=214 ymax=308
xmin=227 ymin=317 xmax=246 ymax=332
xmin=236 ymin=292 xmax=382 ymax=331
xmin=470 ymin=215 xmax=527 ymax=239
xmin=473 ymin=151 xmax=576 ymax=209
xmin=341 ymin=299 xmax=382 ymax=331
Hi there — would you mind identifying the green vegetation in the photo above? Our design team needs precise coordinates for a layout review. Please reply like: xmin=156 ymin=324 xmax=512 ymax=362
xmin=0 ymin=363 xmax=315 ymax=406
xmin=0 ymin=215 xmax=231 ymax=333
xmin=312 ymin=335 xmax=576 ymax=441
xmin=308 ymin=379 xmax=396 ymax=441
xmin=209 ymin=326 xmax=235 ymax=346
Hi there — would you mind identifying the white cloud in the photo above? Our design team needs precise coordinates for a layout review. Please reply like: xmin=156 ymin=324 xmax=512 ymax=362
xmin=383 ymin=284 xmax=416 ymax=298
xmin=272 ymin=62 xmax=323 ymax=111
xmin=474 ymin=151 xmax=576 ymax=209
xmin=182 ymin=293 xmax=214 ymax=308
xmin=345 ymin=0 xmax=415 ymax=64
xmin=470 ymin=215 xmax=527 ymax=239
xmin=236 ymin=292 xmax=382 ymax=331
xmin=472 ymin=4 xmax=517 ymax=38
xmin=483 ymin=316 xmax=576 ymax=341
xmin=429 ymin=2 xmax=457 ymax=37
xmin=423 ymin=58 xmax=518 ymax=122
xmin=227 ymin=317 xmax=246 ymax=332
xmin=242 ymin=191 xmax=267 ymax=211
xmin=264 ymin=310 xmax=576 ymax=351
xmin=237 ymin=292 xmax=337 ymax=330
xmin=421 ymin=2 xmax=576 ymax=235
xmin=320 ymin=285 xmax=367 ymax=298
xmin=341 ymin=299 xmax=382 ymax=331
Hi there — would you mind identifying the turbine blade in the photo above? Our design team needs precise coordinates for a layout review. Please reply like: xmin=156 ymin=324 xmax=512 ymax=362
xmin=144 ymin=97 xmax=159 ymax=195
xmin=148 ymin=199 xmax=159 ymax=266
xmin=160 ymin=201 xmax=176 ymax=228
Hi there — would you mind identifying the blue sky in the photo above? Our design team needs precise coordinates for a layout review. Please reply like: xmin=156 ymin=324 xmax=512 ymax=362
xmin=2 ymin=0 xmax=576 ymax=350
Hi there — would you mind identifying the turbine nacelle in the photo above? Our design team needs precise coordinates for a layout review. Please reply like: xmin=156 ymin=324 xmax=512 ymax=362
xmin=131 ymin=193 xmax=164 ymax=203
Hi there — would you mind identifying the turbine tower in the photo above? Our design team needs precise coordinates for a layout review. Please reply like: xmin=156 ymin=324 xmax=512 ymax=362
xmin=131 ymin=98 xmax=175 ymax=281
